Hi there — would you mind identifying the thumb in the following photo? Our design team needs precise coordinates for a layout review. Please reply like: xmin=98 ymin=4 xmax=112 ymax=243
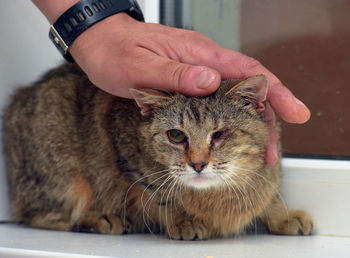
xmin=135 ymin=56 xmax=221 ymax=96
xmin=171 ymin=64 xmax=221 ymax=96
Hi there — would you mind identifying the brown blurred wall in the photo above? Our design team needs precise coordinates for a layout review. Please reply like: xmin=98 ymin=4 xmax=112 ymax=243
xmin=240 ymin=0 xmax=350 ymax=157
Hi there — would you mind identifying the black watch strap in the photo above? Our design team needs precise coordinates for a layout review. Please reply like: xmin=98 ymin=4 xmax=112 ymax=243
xmin=49 ymin=0 xmax=144 ymax=62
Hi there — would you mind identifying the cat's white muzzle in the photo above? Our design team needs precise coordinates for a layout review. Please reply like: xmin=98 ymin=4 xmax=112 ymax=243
xmin=180 ymin=165 xmax=223 ymax=189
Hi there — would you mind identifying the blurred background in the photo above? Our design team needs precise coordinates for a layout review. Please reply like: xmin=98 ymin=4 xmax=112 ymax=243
xmin=160 ymin=0 xmax=350 ymax=159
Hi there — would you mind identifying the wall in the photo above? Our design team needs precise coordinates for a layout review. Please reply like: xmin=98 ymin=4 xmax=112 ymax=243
xmin=240 ymin=0 xmax=350 ymax=157
xmin=191 ymin=0 xmax=241 ymax=51
xmin=0 ymin=1 xmax=62 ymax=221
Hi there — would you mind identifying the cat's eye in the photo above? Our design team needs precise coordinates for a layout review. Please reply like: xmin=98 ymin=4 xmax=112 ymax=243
xmin=211 ymin=130 xmax=227 ymax=146
xmin=167 ymin=129 xmax=187 ymax=144
xmin=212 ymin=131 xmax=224 ymax=140
xmin=242 ymin=97 xmax=252 ymax=107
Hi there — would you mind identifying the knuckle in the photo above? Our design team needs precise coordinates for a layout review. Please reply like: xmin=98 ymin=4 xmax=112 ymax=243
xmin=244 ymin=57 xmax=262 ymax=70
xmin=236 ymin=56 xmax=263 ymax=77
xmin=210 ymin=49 xmax=224 ymax=62
xmin=179 ymin=29 xmax=206 ymax=42
xmin=166 ymin=62 xmax=188 ymax=92
xmin=185 ymin=29 xmax=202 ymax=38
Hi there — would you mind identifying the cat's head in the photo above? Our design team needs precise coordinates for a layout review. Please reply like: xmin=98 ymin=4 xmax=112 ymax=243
xmin=130 ymin=75 xmax=269 ymax=190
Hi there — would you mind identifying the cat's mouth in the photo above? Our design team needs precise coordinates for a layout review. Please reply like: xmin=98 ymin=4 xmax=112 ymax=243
xmin=180 ymin=170 xmax=222 ymax=190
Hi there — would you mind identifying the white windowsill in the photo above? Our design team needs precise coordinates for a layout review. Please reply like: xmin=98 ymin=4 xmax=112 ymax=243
xmin=0 ymin=158 xmax=350 ymax=258
xmin=0 ymin=223 xmax=350 ymax=258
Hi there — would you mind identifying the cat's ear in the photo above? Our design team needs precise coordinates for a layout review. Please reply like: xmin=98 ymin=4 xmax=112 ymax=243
xmin=225 ymin=75 xmax=268 ymax=112
xmin=130 ymin=88 xmax=172 ymax=116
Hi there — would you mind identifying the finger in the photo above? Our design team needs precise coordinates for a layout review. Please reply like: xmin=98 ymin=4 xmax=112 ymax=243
xmin=186 ymin=47 xmax=311 ymax=123
xmin=267 ymin=83 xmax=311 ymax=124
xmin=264 ymin=102 xmax=279 ymax=165
xmin=130 ymin=52 xmax=221 ymax=96
xmin=229 ymin=52 xmax=310 ymax=123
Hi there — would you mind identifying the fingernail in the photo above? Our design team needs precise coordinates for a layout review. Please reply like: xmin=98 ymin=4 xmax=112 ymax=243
xmin=293 ymin=96 xmax=311 ymax=122
xmin=273 ymin=147 xmax=279 ymax=162
xmin=293 ymin=97 xmax=306 ymax=107
xmin=266 ymin=146 xmax=279 ymax=166
xmin=196 ymin=69 xmax=217 ymax=89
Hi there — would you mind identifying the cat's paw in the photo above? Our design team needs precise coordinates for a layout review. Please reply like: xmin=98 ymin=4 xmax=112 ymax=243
xmin=73 ymin=214 xmax=128 ymax=234
xmin=166 ymin=218 xmax=210 ymax=240
xmin=270 ymin=210 xmax=316 ymax=236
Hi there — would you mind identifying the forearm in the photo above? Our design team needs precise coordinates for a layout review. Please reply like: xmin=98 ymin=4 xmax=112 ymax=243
xmin=32 ymin=0 xmax=80 ymax=23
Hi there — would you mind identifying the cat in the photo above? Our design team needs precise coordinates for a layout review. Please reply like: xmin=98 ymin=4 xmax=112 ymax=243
xmin=2 ymin=63 xmax=315 ymax=240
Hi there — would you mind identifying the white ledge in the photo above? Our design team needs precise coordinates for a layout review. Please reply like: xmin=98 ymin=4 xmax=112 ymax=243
xmin=282 ymin=157 xmax=350 ymax=170
xmin=0 ymin=224 xmax=350 ymax=258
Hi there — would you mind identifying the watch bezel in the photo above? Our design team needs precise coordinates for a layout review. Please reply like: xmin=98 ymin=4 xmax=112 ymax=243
xmin=49 ymin=0 xmax=144 ymax=62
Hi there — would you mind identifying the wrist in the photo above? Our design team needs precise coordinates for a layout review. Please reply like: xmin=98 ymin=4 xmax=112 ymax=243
xmin=45 ymin=0 xmax=144 ymax=62
xmin=32 ymin=0 xmax=80 ymax=24
xmin=69 ymin=13 xmax=134 ymax=62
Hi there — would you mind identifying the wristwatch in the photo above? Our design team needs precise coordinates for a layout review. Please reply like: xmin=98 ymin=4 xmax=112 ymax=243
xmin=49 ymin=0 xmax=144 ymax=62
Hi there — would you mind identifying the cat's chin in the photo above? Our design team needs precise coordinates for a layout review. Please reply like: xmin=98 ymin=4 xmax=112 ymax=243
xmin=181 ymin=174 xmax=222 ymax=190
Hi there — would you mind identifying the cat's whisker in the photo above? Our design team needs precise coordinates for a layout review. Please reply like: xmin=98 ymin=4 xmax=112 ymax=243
xmin=243 ymin=174 xmax=274 ymax=232
xmin=173 ymin=180 xmax=183 ymax=214
xmin=223 ymin=173 xmax=258 ymax=234
xmin=168 ymin=177 xmax=179 ymax=232
xmin=167 ymin=168 xmax=187 ymax=212
xmin=222 ymin=173 xmax=254 ymax=232
xmin=232 ymin=173 xmax=271 ymax=233
xmin=230 ymin=164 xmax=290 ymax=227
xmin=164 ymin=177 xmax=179 ymax=239
xmin=222 ymin=173 xmax=249 ymax=213
xmin=220 ymin=175 xmax=242 ymax=230
xmin=158 ymin=175 xmax=178 ymax=233
xmin=123 ymin=170 xmax=170 ymax=208
xmin=176 ymin=180 xmax=185 ymax=209
xmin=141 ymin=173 xmax=172 ymax=234
xmin=157 ymin=177 xmax=172 ymax=237
xmin=143 ymin=174 xmax=173 ymax=234
xmin=123 ymin=168 xmax=170 ymax=232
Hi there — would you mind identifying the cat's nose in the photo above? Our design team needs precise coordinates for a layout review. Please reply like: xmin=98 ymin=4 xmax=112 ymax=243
xmin=190 ymin=162 xmax=208 ymax=173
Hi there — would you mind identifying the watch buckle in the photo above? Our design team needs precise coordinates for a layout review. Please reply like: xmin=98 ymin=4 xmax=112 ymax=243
xmin=49 ymin=25 xmax=69 ymax=54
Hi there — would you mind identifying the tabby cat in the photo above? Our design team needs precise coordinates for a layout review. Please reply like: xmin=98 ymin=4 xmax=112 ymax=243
xmin=3 ymin=63 xmax=314 ymax=240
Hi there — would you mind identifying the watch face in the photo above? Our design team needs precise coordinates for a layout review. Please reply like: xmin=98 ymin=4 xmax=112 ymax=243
xmin=126 ymin=0 xmax=144 ymax=21
xmin=128 ymin=0 xmax=141 ymax=10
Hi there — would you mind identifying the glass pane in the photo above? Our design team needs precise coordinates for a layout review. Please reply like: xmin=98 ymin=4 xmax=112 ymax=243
xmin=160 ymin=0 xmax=350 ymax=158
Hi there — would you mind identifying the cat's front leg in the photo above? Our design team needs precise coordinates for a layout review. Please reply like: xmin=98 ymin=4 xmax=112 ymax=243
xmin=164 ymin=215 xmax=211 ymax=240
xmin=261 ymin=195 xmax=316 ymax=235
xmin=73 ymin=212 xmax=132 ymax=234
